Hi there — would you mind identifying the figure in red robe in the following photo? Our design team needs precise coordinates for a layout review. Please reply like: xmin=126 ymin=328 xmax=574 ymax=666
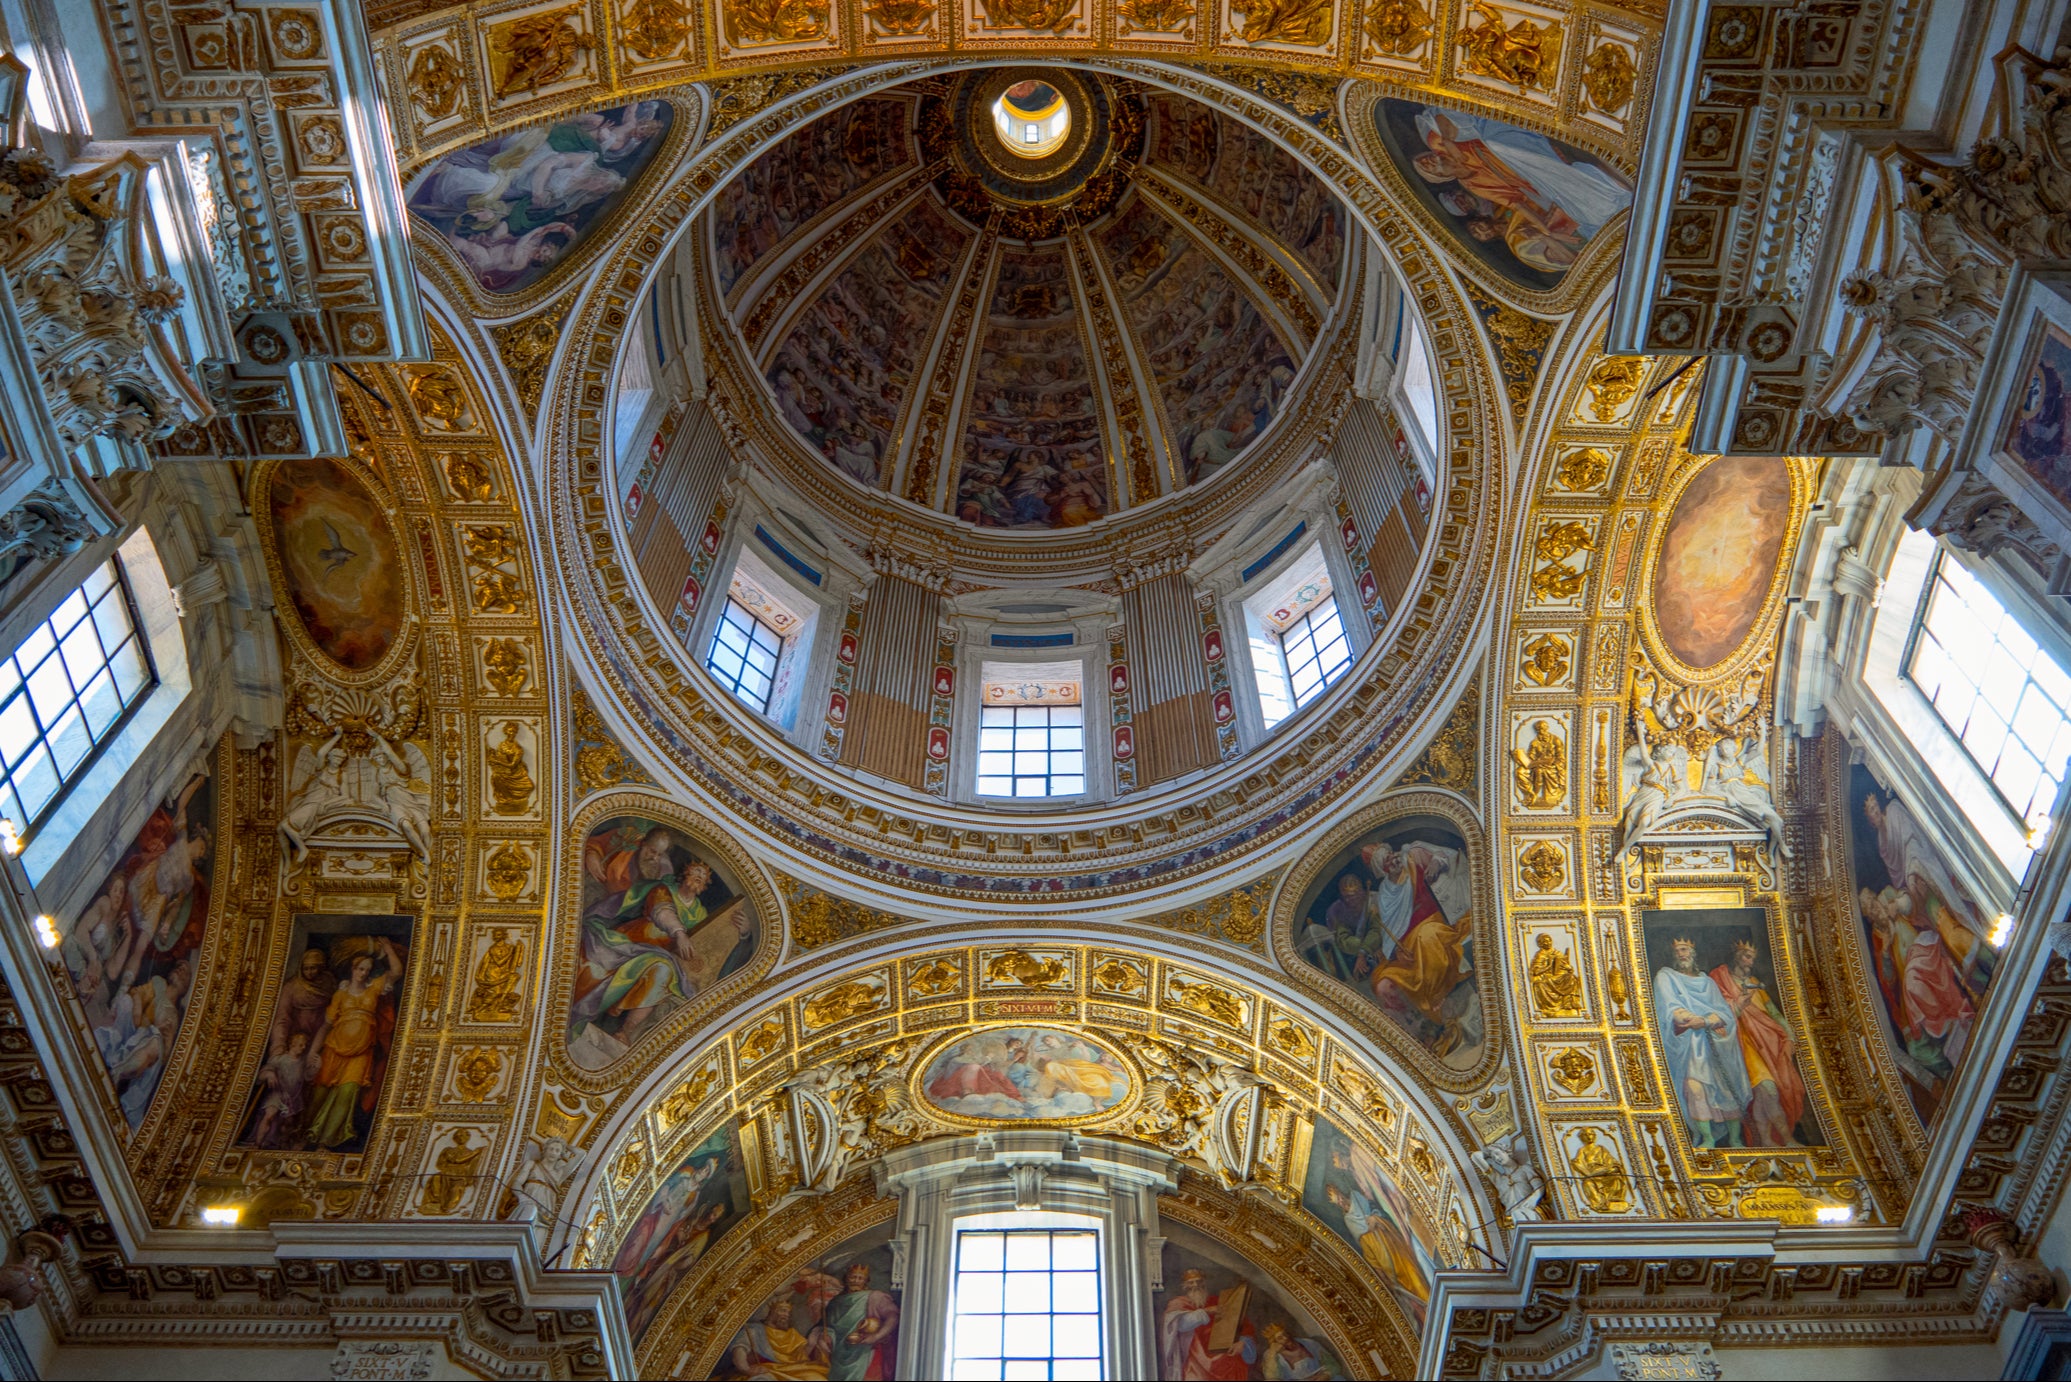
xmin=1709 ymin=940 xmax=1809 ymax=1146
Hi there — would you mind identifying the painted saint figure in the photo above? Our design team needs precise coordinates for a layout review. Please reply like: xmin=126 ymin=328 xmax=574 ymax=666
xmin=1652 ymin=935 xmax=1752 ymax=1148
xmin=569 ymin=821 xmax=754 ymax=1062
xmin=305 ymin=935 xmax=405 ymax=1149
xmin=1708 ymin=938 xmax=1810 ymax=1146
xmin=824 ymin=1262 xmax=898 ymax=1381
xmin=1158 ymin=1268 xmax=1257 ymax=1380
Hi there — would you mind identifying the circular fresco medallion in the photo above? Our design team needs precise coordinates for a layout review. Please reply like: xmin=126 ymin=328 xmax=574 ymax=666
xmin=266 ymin=458 xmax=407 ymax=673
xmin=915 ymin=1025 xmax=1134 ymax=1125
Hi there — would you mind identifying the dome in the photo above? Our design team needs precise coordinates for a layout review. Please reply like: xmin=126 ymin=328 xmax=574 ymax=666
xmin=706 ymin=70 xmax=1348 ymax=534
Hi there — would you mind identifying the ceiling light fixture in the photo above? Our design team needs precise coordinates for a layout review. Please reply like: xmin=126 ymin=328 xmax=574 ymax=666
xmin=31 ymin=915 xmax=57 ymax=949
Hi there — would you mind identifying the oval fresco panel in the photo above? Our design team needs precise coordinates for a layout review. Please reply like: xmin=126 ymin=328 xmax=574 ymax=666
xmin=917 ymin=1026 xmax=1131 ymax=1122
xmin=1650 ymin=455 xmax=1792 ymax=671
xmin=267 ymin=458 xmax=405 ymax=671
xmin=406 ymin=100 xmax=675 ymax=296
xmin=568 ymin=815 xmax=759 ymax=1070
xmin=1371 ymin=98 xmax=1633 ymax=295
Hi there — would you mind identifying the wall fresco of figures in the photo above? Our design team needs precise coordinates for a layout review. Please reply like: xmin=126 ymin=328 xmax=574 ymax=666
xmin=714 ymin=98 xmax=914 ymax=298
xmin=1097 ymin=196 xmax=1297 ymax=484
xmin=568 ymin=815 xmax=759 ymax=1069
xmin=56 ymin=767 xmax=214 ymax=1129
xmin=1641 ymin=907 xmax=1825 ymax=1149
xmin=709 ymin=1223 xmax=901 ymax=1380
xmin=918 ymin=1026 xmax=1132 ymax=1121
xmin=1650 ymin=455 xmax=1793 ymax=670
xmin=616 ymin=1124 xmax=753 ymax=1343
xmin=1846 ymin=764 xmax=1999 ymax=1125
xmin=1371 ymin=98 xmax=1633 ymax=293
xmin=1301 ymin=1114 xmax=1438 ymax=1332
xmin=1154 ymin=1222 xmax=1343 ymax=1381
xmin=2008 ymin=321 xmax=2071 ymax=509
xmin=956 ymin=247 xmax=1108 ymax=530
xmin=266 ymin=458 xmax=407 ymax=672
xmin=406 ymin=101 xmax=675 ymax=295
xmin=764 ymin=196 xmax=968 ymax=489
xmin=1291 ymin=815 xmax=1484 ymax=1070
xmin=237 ymin=913 xmax=412 ymax=1155
xmin=1146 ymin=96 xmax=1345 ymax=292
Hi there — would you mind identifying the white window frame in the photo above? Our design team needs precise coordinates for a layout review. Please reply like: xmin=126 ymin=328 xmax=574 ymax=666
xmin=1233 ymin=539 xmax=1361 ymax=737
xmin=945 ymin=1211 xmax=1105 ymax=1381
xmin=24 ymin=529 xmax=193 ymax=886
xmin=705 ymin=595 xmax=785 ymax=716
xmin=1902 ymin=549 xmax=2071 ymax=840
xmin=975 ymin=660 xmax=1087 ymax=801
xmin=1278 ymin=593 xmax=1352 ymax=713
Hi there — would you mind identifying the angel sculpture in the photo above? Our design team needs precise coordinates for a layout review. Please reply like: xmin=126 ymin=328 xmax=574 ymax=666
xmin=1617 ymin=718 xmax=1688 ymax=858
xmin=368 ymin=735 xmax=433 ymax=858
xmin=1469 ymin=1130 xmax=1545 ymax=1223
xmin=507 ymin=1136 xmax=583 ymax=1223
xmin=1702 ymin=725 xmax=1792 ymax=860
xmin=278 ymin=731 xmax=348 ymax=865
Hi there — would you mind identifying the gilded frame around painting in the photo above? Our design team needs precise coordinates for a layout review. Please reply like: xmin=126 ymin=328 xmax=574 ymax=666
xmin=1270 ymin=788 xmax=1500 ymax=1089
xmin=252 ymin=456 xmax=423 ymax=688
xmin=546 ymin=789 xmax=781 ymax=1090
xmin=1947 ymin=265 xmax=2071 ymax=564
xmin=1632 ymin=451 xmax=1809 ymax=686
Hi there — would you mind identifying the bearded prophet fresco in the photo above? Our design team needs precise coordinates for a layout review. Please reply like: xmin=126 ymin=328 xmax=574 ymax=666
xmin=616 ymin=1125 xmax=752 ymax=1343
xmin=567 ymin=816 xmax=757 ymax=1068
xmin=710 ymin=1224 xmax=901 ymax=1380
xmin=1291 ymin=816 xmax=1483 ymax=1069
xmin=267 ymin=458 xmax=406 ymax=672
xmin=918 ymin=1026 xmax=1131 ymax=1121
xmin=1372 ymin=98 xmax=1633 ymax=293
xmin=1641 ymin=908 xmax=1826 ymax=1149
xmin=56 ymin=768 xmax=213 ymax=1129
xmin=406 ymin=101 xmax=675 ymax=294
xmin=1301 ymin=1115 xmax=1437 ymax=1331
xmin=1154 ymin=1223 xmax=1343 ymax=1381
xmin=237 ymin=913 xmax=412 ymax=1155
xmin=1847 ymin=764 xmax=1999 ymax=1124
xmin=1650 ymin=455 xmax=1792 ymax=670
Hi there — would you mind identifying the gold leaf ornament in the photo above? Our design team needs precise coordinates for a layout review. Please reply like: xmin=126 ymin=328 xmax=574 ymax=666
xmin=622 ymin=0 xmax=693 ymax=59
xmin=407 ymin=45 xmax=464 ymax=119
xmin=1585 ymin=357 xmax=1646 ymax=421
xmin=466 ymin=925 xmax=525 ymax=1019
xmin=1520 ymin=633 xmax=1571 ymax=687
xmin=864 ymin=0 xmax=937 ymax=35
xmin=725 ymin=0 xmax=832 ymax=44
xmin=1552 ymin=448 xmax=1610 ymax=492
xmin=487 ymin=6 xmax=593 ymax=99
xmin=1169 ymin=977 xmax=1246 ymax=1027
xmin=1116 ymin=0 xmax=1196 ymax=34
xmin=804 ymin=979 xmax=885 ymax=1027
xmin=1582 ymin=41 xmax=1638 ymax=114
xmin=1456 ymin=0 xmax=1562 ymax=91
xmin=454 ymin=1047 xmax=505 ymax=1100
xmin=1548 ymin=1046 xmax=1596 ymax=1094
xmin=483 ymin=846 xmax=532 ymax=902
xmin=1363 ymin=0 xmax=1431 ymax=53
xmin=483 ymin=638 xmax=530 ymax=695
xmin=1519 ymin=840 xmax=1566 ymax=892
xmin=1511 ymin=718 xmax=1567 ymax=808
xmin=1229 ymin=0 xmax=1334 ymax=46
xmin=1091 ymin=958 xmax=1147 ymax=995
xmin=977 ymin=0 xmax=1079 ymax=32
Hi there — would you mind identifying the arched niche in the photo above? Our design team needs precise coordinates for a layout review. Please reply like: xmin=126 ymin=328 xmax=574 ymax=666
xmin=548 ymin=939 xmax=1485 ymax=1374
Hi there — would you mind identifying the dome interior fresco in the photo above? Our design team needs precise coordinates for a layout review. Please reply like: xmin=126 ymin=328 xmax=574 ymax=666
xmin=710 ymin=75 xmax=1347 ymax=529
xmin=3 ymin=3 xmax=2071 ymax=1379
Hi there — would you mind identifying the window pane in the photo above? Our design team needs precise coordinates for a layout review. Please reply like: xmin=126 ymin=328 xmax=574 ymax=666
xmin=981 ymin=707 xmax=1014 ymax=727
xmin=1051 ymin=776 xmax=1085 ymax=795
xmin=1052 ymin=1234 xmax=1097 ymax=1270
xmin=1909 ymin=557 xmax=2071 ymax=830
xmin=980 ymin=727 xmax=1014 ymax=751
xmin=977 ymin=776 xmax=1013 ymax=796
xmin=951 ymin=1228 xmax=1103 ymax=1382
xmin=0 ymin=563 xmax=153 ymax=837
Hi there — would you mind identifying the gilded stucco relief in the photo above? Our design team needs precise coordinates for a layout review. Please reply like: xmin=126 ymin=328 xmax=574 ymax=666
xmin=1492 ymin=336 xmax=1927 ymax=1226
xmin=565 ymin=940 xmax=1463 ymax=1373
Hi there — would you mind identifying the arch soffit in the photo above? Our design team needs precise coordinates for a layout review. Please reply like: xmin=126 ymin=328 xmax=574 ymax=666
xmin=374 ymin=2 xmax=1661 ymax=191
xmin=504 ymin=60 xmax=1549 ymax=905
xmin=556 ymin=933 xmax=1496 ymax=1296
xmin=1487 ymin=318 xmax=1905 ymax=1224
